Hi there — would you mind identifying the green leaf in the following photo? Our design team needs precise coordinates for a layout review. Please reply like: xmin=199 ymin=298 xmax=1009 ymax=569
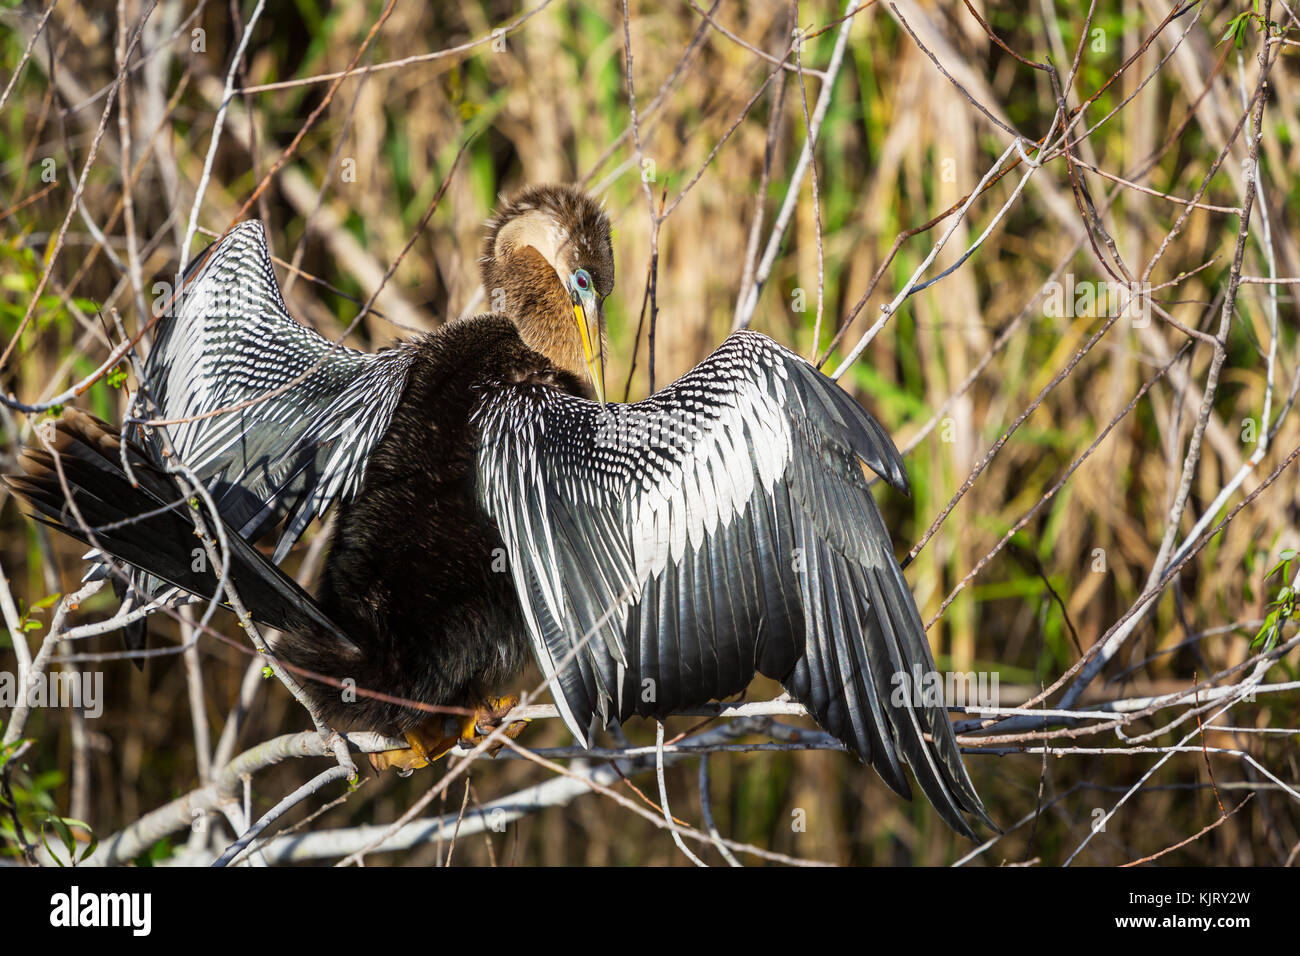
xmin=40 ymin=827 xmax=66 ymax=867
xmin=0 ymin=737 xmax=32 ymax=771
xmin=1253 ymin=607 xmax=1281 ymax=649
xmin=133 ymin=836 xmax=173 ymax=866
xmin=31 ymin=593 xmax=60 ymax=611
xmin=41 ymin=816 xmax=95 ymax=865
xmin=71 ymin=819 xmax=97 ymax=864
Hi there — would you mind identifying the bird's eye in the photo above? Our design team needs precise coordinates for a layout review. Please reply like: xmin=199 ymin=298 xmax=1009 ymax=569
xmin=572 ymin=269 xmax=591 ymax=292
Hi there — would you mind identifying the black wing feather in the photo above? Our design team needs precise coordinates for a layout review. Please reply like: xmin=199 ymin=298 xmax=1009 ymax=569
xmin=142 ymin=220 xmax=414 ymax=560
xmin=477 ymin=330 xmax=992 ymax=836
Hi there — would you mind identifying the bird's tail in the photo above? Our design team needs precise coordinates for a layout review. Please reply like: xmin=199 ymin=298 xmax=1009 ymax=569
xmin=3 ymin=408 xmax=358 ymax=657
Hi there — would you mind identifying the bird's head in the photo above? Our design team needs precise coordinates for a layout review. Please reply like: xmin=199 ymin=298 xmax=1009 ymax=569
xmin=481 ymin=184 xmax=614 ymax=402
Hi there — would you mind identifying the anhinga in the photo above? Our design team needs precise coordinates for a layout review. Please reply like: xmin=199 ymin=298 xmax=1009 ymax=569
xmin=5 ymin=184 xmax=993 ymax=836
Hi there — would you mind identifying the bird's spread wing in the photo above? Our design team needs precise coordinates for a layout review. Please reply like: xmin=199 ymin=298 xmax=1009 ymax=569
xmin=476 ymin=330 xmax=990 ymax=835
xmin=142 ymin=221 xmax=414 ymax=560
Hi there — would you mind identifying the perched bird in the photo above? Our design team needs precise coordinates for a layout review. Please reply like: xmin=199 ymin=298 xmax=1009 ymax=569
xmin=5 ymin=184 xmax=993 ymax=836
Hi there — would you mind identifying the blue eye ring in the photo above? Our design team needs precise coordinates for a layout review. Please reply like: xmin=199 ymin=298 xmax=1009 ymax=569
xmin=572 ymin=269 xmax=592 ymax=292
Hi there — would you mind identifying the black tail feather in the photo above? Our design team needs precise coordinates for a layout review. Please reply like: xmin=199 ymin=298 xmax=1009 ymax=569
xmin=3 ymin=409 xmax=358 ymax=659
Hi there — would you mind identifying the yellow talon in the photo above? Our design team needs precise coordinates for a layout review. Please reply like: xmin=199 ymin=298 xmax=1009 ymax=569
xmin=368 ymin=722 xmax=459 ymax=775
xmin=369 ymin=697 xmax=529 ymax=773
xmin=458 ymin=712 xmax=479 ymax=744
xmin=404 ymin=730 xmax=432 ymax=766
xmin=473 ymin=695 xmax=528 ymax=756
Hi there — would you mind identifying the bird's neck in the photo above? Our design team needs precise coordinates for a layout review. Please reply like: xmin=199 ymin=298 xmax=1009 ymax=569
xmin=489 ymin=247 xmax=594 ymax=390
xmin=514 ymin=309 xmax=587 ymax=386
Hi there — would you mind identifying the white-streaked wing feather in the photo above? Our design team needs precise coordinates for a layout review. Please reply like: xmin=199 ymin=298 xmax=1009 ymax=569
xmin=475 ymin=330 xmax=990 ymax=836
xmin=142 ymin=221 xmax=414 ymax=560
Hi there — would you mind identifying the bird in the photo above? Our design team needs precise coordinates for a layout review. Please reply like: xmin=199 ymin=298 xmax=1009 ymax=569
xmin=4 ymin=183 xmax=993 ymax=837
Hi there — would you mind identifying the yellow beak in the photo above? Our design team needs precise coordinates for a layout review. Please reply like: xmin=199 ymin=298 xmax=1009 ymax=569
xmin=573 ymin=290 xmax=606 ymax=404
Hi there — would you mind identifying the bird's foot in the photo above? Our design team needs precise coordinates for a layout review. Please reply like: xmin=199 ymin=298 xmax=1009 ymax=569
xmin=367 ymin=697 xmax=528 ymax=774
xmin=368 ymin=719 xmax=461 ymax=776
xmin=460 ymin=695 xmax=528 ymax=756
